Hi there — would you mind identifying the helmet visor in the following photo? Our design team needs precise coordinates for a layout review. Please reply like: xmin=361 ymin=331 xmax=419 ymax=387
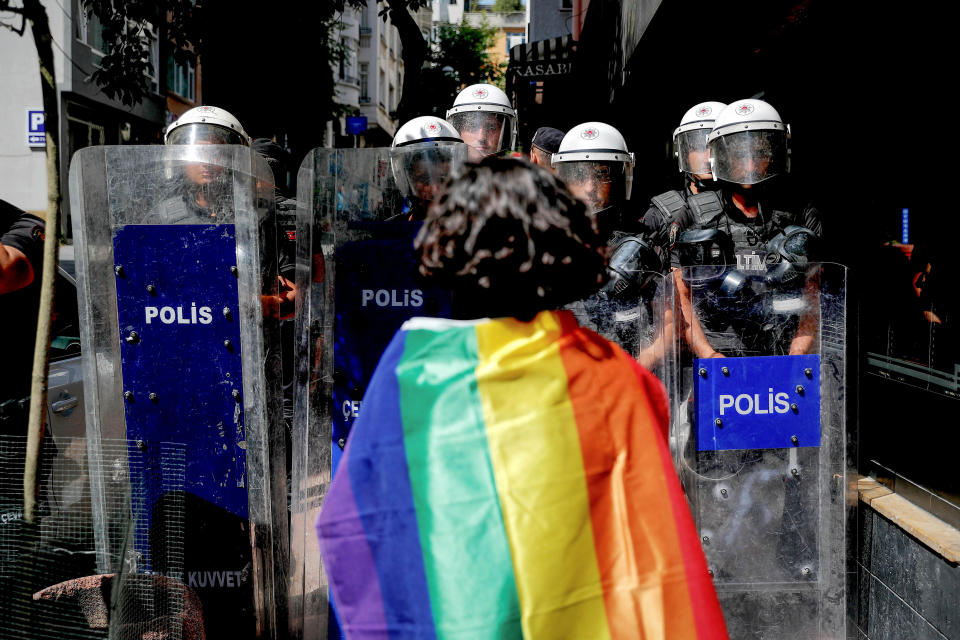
xmin=556 ymin=161 xmax=625 ymax=213
xmin=167 ymin=123 xmax=247 ymax=147
xmin=709 ymin=129 xmax=787 ymax=185
xmin=675 ymin=128 xmax=712 ymax=175
xmin=448 ymin=111 xmax=511 ymax=157
xmin=392 ymin=143 xmax=464 ymax=203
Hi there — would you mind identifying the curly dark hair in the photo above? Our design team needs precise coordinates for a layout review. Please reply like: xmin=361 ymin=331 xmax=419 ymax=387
xmin=415 ymin=156 xmax=607 ymax=320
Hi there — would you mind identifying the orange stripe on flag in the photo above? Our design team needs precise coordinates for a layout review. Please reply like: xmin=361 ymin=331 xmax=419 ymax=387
xmin=628 ymin=358 xmax=728 ymax=639
xmin=557 ymin=315 xmax=725 ymax=640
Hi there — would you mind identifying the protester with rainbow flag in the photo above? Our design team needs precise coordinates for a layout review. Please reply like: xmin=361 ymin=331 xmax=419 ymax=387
xmin=317 ymin=158 xmax=728 ymax=639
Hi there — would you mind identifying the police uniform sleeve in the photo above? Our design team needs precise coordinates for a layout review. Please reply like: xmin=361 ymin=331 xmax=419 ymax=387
xmin=0 ymin=200 xmax=45 ymax=276
xmin=639 ymin=204 xmax=670 ymax=249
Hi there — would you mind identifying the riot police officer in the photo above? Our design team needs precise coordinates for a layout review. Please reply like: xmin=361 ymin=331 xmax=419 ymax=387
xmin=552 ymin=122 xmax=636 ymax=242
xmin=553 ymin=123 xmax=669 ymax=362
xmin=446 ymin=84 xmax=518 ymax=161
xmin=639 ymin=101 xmax=726 ymax=266
xmin=147 ymin=105 xmax=250 ymax=223
xmin=675 ymin=99 xmax=822 ymax=357
xmin=391 ymin=116 xmax=466 ymax=221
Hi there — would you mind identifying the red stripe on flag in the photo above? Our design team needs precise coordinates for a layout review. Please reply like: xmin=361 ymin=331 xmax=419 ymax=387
xmin=628 ymin=357 xmax=729 ymax=639
xmin=557 ymin=313 xmax=715 ymax=639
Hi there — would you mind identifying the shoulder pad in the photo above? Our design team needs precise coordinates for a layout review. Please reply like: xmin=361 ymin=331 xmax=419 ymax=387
xmin=649 ymin=190 xmax=687 ymax=224
xmin=686 ymin=191 xmax=724 ymax=226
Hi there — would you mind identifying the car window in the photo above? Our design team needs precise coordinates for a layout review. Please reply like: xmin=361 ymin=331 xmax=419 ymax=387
xmin=50 ymin=268 xmax=81 ymax=362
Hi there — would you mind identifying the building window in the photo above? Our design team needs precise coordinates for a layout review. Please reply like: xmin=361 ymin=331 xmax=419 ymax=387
xmin=75 ymin=4 xmax=109 ymax=55
xmin=560 ymin=0 xmax=572 ymax=9
xmin=167 ymin=55 xmax=196 ymax=102
xmin=379 ymin=69 xmax=386 ymax=108
xmin=506 ymin=32 xmax=525 ymax=53
xmin=147 ymin=31 xmax=160 ymax=94
xmin=389 ymin=84 xmax=395 ymax=112
xmin=359 ymin=63 xmax=370 ymax=102
xmin=360 ymin=34 xmax=371 ymax=48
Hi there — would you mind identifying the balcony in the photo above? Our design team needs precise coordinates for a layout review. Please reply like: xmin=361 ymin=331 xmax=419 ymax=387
xmin=360 ymin=26 xmax=372 ymax=35
xmin=359 ymin=96 xmax=372 ymax=104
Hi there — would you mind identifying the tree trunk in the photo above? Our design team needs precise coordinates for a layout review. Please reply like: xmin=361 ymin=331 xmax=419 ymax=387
xmin=385 ymin=0 xmax=427 ymax=126
xmin=22 ymin=0 xmax=61 ymax=525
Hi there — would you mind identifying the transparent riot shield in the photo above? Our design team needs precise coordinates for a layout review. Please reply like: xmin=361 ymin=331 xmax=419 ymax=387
xmin=291 ymin=146 xmax=466 ymax=639
xmin=69 ymin=145 xmax=287 ymax=638
xmin=566 ymin=268 xmax=678 ymax=382
xmin=668 ymin=262 xmax=850 ymax=639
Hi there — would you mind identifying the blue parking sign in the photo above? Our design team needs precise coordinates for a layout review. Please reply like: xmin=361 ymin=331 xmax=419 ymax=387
xmin=27 ymin=109 xmax=45 ymax=147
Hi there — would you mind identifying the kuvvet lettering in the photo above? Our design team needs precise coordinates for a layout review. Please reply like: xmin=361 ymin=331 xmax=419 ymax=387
xmin=360 ymin=289 xmax=423 ymax=308
xmin=187 ymin=570 xmax=244 ymax=588
xmin=718 ymin=388 xmax=791 ymax=416
xmin=145 ymin=303 xmax=213 ymax=325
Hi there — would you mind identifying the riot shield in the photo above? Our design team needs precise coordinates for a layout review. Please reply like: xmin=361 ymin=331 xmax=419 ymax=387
xmin=566 ymin=269 xmax=678 ymax=382
xmin=668 ymin=262 xmax=851 ymax=639
xmin=69 ymin=145 xmax=287 ymax=638
xmin=290 ymin=146 xmax=466 ymax=639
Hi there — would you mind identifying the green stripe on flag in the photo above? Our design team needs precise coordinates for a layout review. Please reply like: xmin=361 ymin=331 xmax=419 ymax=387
xmin=397 ymin=327 xmax=523 ymax=638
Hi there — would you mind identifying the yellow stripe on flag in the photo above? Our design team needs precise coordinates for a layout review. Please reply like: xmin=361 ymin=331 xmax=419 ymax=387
xmin=475 ymin=313 xmax=612 ymax=640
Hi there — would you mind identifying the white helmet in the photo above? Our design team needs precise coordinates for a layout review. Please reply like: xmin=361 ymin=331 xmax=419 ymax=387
xmin=392 ymin=116 xmax=463 ymax=148
xmin=707 ymin=99 xmax=790 ymax=185
xmin=391 ymin=116 xmax=465 ymax=205
xmin=446 ymin=83 xmax=518 ymax=156
xmin=165 ymin=105 xmax=250 ymax=146
xmin=673 ymin=101 xmax=726 ymax=176
xmin=552 ymin=122 xmax=635 ymax=211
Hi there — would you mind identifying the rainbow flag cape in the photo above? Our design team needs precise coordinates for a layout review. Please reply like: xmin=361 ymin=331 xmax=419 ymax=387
xmin=317 ymin=310 xmax=727 ymax=639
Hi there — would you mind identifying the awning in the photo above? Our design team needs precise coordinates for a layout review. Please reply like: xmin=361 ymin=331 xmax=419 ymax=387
xmin=507 ymin=35 xmax=577 ymax=87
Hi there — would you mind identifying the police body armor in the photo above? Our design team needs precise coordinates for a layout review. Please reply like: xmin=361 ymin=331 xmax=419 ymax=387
xmin=683 ymin=191 xmax=806 ymax=356
xmin=70 ymin=145 xmax=287 ymax=637
xmin=567 ymin=201 xmax=672 ymax=369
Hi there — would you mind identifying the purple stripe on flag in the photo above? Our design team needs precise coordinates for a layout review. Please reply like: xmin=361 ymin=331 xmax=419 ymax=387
xmin=316 ymin=454 xmax=388 ymax=635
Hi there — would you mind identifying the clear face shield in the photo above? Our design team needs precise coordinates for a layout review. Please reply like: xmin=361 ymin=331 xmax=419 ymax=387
xmin=391 ymin=142 xmax=464 ymax=204
xmin=709 ymin=129 xmax=788 ymax=185
xmin=447 ymin=111 xmax=512 ymax=159
xmin=556 ymin=160 xmax=627 ymax=214
xmin=675 ymin=128 xmax=712 ymax=176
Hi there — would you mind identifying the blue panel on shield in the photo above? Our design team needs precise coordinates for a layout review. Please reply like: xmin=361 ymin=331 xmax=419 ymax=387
xmin=114 ymin=224 xmax=248 ymax=519
xmin=694 ymin=354 xmax=821 ymax=451
xmin=332 ymin=221 xmax=452 ymax=450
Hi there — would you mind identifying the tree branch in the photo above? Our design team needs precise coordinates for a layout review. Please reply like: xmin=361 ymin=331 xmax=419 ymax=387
xmin=21 ymin=0 xmax=61 ymax=528
xmin=383 ymin=0 xmax=427 ymax=124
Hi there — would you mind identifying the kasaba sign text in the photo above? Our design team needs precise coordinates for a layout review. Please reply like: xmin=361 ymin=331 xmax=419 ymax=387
xmin=515 ymin=62 xmax=573 ymax=77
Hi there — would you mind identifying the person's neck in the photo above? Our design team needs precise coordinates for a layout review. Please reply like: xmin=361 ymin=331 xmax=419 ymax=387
xmin=731 ymin=190 xmax=759 ymax=218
